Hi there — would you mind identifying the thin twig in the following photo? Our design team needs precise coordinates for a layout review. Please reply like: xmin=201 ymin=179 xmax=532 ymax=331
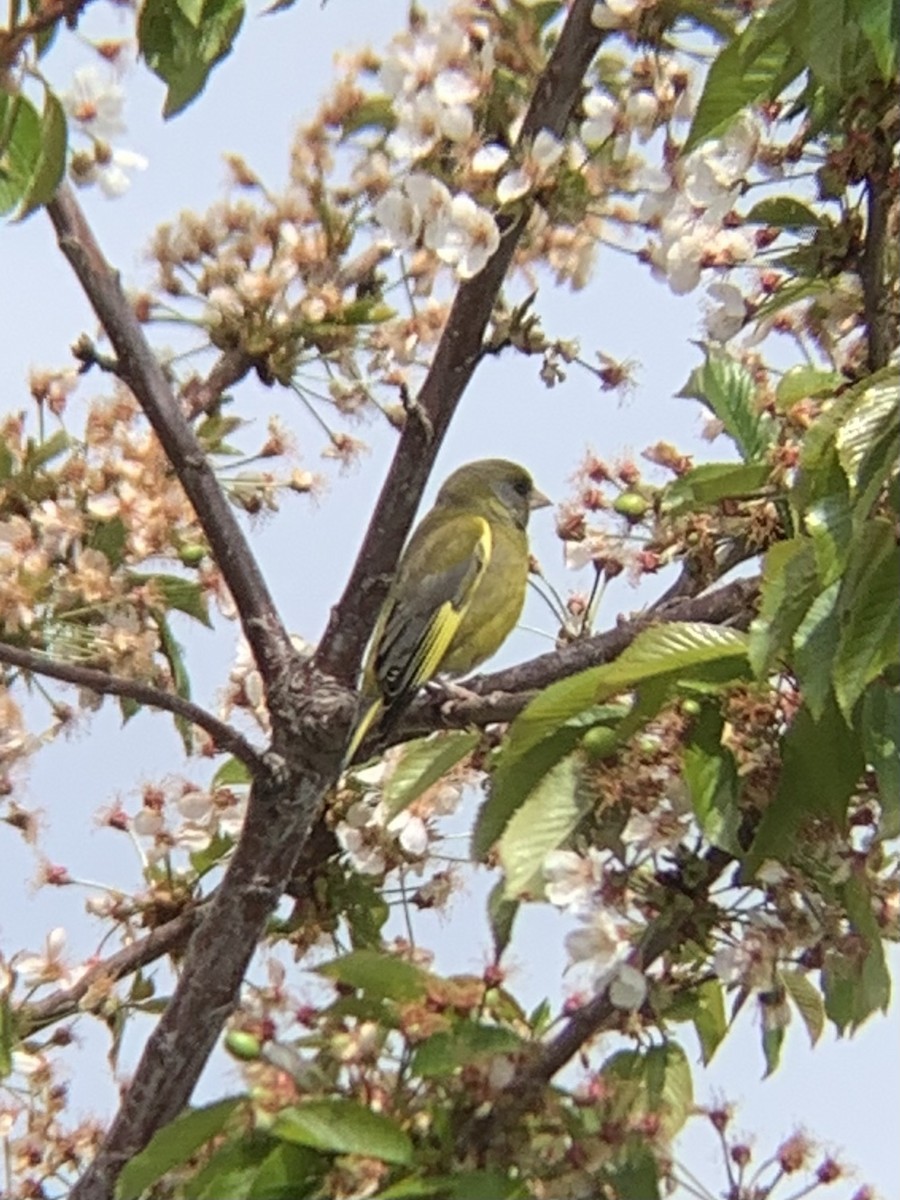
xmin=0 ymin=642 xmax=263 ymax=769
xmin=19 ymin=906 xmax=205 ymax=1035
xmin=181 ymin=349 xmax=254 ymax=419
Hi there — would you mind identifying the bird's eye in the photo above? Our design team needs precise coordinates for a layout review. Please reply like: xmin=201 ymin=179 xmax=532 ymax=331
xmin=513 ymin=477 xmax=530 ymax=496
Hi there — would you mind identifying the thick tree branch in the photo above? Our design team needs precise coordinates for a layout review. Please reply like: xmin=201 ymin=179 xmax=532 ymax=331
xmin=0 ymin=642 xmax=263 ymax=770
xmin=861 ymin=128 xmax=898 ymax=372
xmin=393 ymin=576 xmax=759 ymax=741
xmin=47 ymin=185 xmax=292 ymax=685
xmin=19 ymin=906 xmax=204 ymax=1036
xmin=317 ymin=0 xmax=608 ymax=684
xmin=69 ymin=713 xmax=338 ymax=1200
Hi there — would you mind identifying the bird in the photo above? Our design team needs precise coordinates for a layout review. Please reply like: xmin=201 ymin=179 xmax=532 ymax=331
xmin=344 ymin=458 xmax=550 ymax=765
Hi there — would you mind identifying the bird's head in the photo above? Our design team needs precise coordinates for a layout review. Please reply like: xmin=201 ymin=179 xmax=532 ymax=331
xmin=436 ymin=459 xmax=550 ymax=530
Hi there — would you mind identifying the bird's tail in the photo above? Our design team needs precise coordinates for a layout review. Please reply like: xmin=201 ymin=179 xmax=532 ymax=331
xmin=343 ymin=697 xmax=383 ymax=769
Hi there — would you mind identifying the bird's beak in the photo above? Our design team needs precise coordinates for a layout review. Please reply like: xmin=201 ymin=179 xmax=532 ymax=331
xmin=530 ymin=486 xmax=552 ymax=511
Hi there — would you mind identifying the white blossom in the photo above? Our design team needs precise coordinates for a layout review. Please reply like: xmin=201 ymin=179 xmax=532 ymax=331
xmin=609 ymin=964 xmax=648 ymax=1010
xmin=435 ymin=194 xmax=500 ymax=279
xmin=472 ymin=143 xmax=510 ymax=175
xmin=84 ymin=146 xmax=148 ymax=198
xmin=704 ymin=281 xmax=748 ymax=341
xmin=544 ymin=848 xmax=605 ymax=911
xmin=625 ymin=90 xmax=659 ymax=141
xmin=565 ymin=910 xmax=630 ymax=981
xmin=387 ymin=809 xmax=429 ymax=856
xmin=580 ymin=89 xmax=618 ymax=148
xmin=591 ymin=0 xmax=643 ymax=29
xmin=496 ymin=129 xmax=564 ymax=204
xmin=63 ymin=65 xmax=126 ymax=138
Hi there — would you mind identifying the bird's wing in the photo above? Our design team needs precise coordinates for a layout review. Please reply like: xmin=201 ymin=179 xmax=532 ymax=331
xmin=372 ymin=512 xmax=492 ymax=714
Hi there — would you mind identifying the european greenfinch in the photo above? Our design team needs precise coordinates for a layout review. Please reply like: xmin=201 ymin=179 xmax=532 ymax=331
xmin=345 ymin=458 xmax=550 ymax=765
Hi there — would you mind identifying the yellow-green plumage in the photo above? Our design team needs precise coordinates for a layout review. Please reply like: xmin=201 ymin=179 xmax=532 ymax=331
xmin=344 ymin=459 xmax=549 ymax=765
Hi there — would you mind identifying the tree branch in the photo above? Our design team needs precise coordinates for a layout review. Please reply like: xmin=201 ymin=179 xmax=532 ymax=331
xmin=19 ymin=905 xmax=204 ymax=1036
xmin=0 ymin=0 xmax=91 ymax=69
xmin=461 ymin=847 xmax=734 ymax=1155
xmin=46 ymin=185 xmax=293 ymax=686
xmin=316 ymin=0 xmax=608 ymax=685
xmin=181 ymin=349 xmax=254 ymax=420
xmin=0 ymin=642 xmax=263 ymax=771
xmin=70 ymin=754 xmax=333 ymax=1200
xmin=861 ymin=126 xmax=898 ymax=372
xmin=392 ymin=576 xmax=759 ymax=742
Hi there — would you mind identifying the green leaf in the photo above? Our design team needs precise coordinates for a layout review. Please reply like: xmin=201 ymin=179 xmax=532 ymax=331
xmin=806 ymin=0 xmax=846 ymax=89
xmin=479 ymin=625 xmax=747 ymax=861
xmin=382 ymin=731 xmax=479 ymax=819
xmin=473 ymin=724 xmax=587 ymax=859
xmin=677 ymin=351 xmax=775 ymax=463
xmin=661 ymin=462 xmax=772 ymax=515
xmin=27 ymin=0 xmax=60 ymax=56
xmin=746 ymin=697 xmax=864 ymax=871
xmin=691 ymin=979 xmax=727 ymax=1065
xmin=498 ymin=753 xmax=591 ymax=900
xmin=0 ymin=993 xmax=15 ymax=1077
xmin=804 ymin=462 xmax=853 ymax=585
xmin=189 ymin=831 xmax=233 ymax=877
xmin=861 ymin=683 xmax=900 ymax=840
xmin=89 ymin=516 xmax=128 ymax=567
xmin=339 ymin=94 xmax=396 ymax=137
xmin=212 ymin=756 xmax=252 ymax=788
xmin=682 ymin=705 xmax=742 ymax=854
xmin=744 ymin=197 xmax=824 ymax=229
xmin=131 ymin=572 xmax=212 ymax=627
xmin=822 ymin=874 xmax=891 ymax=1033
xmin=832 ymin=519 xmax=900 ymax=719
xmin=410 ymin=1023 xmax=522 ymax=1078
xmin=761 ymin=1019 xmax=785 ymax=1077
xmin=17 ymin=88 xmax=67 ymax=219
xmin=604 ymin=1147 xmax=660 ymax=1200
xmin=780 ymin=969 xmax=825 ymax=1047
xmin=487 ymin=880 xmax=518 ymax=960
xmin=117 ymin=1098 xmax=242 ymax=1200
xmin=853 ymin=0 xmax=898 ymax=77
xmin=0 ymin=93 xmax=41 ymax=217
xmin=139 ymin=0 xmax=245 ymax=118
xmin=184 ymin=1135 xmax=322 ymax=1200
xmin=154 ymin=613 xmax=194 ymax=753
xmin=602 ymin=1043 xmax=694 ymax=1137
xmin=792 ymin=581 xmax=841 ymax=720
xmin=247 ymin=1142 xmax=325 ymax=1200
xmin=375 ymin=1171 xmax=528 ymax=1200
xmin=749 ymin=539 xmax=820 ymax=676
xmin=684 ymin=3 xmax=804 ymax=152
xmin=337 ymin=872 xmax=390 ymax=949
xmin=317 ymin=949 xmax=429 ymax=1002
xmin=775 ymin=366 xmax=843 ymax=409
xmin=23 ymin=429 xmax=70 ymax=471
xmin=271 ymin=1100 xmax=412 ymax=1165
xmin=836 ymin=379 xmax=899 ymax=520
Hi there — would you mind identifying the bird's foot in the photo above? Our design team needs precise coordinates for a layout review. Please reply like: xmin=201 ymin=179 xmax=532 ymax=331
xmin=425 ymin=677 xmax=486 ymax=721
